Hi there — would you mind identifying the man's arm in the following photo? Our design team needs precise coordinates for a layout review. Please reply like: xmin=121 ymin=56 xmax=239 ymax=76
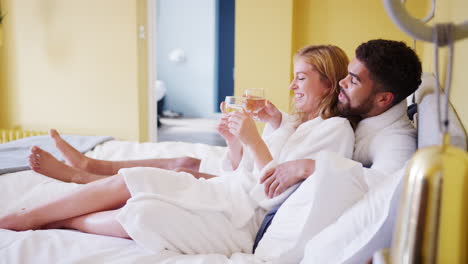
xmin=260 ymin=159 xmax=316 ymax=198
xmin=260 ymin=117 xmax=355 ymax=198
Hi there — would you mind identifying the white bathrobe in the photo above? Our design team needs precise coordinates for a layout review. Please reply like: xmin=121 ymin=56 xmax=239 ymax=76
xmin=352 ymin=100 xmax=416 ymax=188
xmin=252 ymin=101 xmax=416 ymax=263
xmin=116 ymin=115 xmax=355 ymax=256
xmin=298 ymin=100 xmax=417 ymax=264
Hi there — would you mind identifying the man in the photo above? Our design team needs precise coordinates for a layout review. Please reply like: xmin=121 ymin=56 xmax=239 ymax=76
xmin=252 ymin=39 xmax=422 ymax=262
xmin=260 ymin=39 xmax=421 ymax=197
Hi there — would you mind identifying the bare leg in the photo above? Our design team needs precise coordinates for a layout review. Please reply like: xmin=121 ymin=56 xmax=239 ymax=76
xmin=49 ymin=129 xmax=91 ymax=172
xmin=45 ymin=209 xmax=130 ymax=239
xmin=0 ymin=173 xmax=130 ymax=231
xmin=50 ymin=129 xmax=201 ymax=179
xmin=29 ymin=146 xmax=106 ymax=183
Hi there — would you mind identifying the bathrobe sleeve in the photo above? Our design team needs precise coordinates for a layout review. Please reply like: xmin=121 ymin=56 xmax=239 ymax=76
xmin=250 ymin=117 xmax=356 ymax=210
xmin=366 ymin=128 xmax=416 ymax=185
xmin=216 ymin=111 xmax=292 ymax=174
xmin=299 ymin=109 xmax=417 ymax=263
xmin=359 ymin=121 xmax=416 ymax=189
xmin=261 ymin=111 xmax=290 ymax=139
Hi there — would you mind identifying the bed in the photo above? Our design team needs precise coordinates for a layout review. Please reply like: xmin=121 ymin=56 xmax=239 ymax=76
xmin=1 ymin=74 xmax=466 ymax=264
xmin=0 ymin=141 xmax=266 ymax=263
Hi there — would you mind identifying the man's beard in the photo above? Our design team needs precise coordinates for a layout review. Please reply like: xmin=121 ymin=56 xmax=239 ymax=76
xmin=337 ymin=90 xmax=375 ymax=118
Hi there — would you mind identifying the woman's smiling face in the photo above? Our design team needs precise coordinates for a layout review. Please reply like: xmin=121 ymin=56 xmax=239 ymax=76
xmin=290 ymin=57 xmax=330 ymax=118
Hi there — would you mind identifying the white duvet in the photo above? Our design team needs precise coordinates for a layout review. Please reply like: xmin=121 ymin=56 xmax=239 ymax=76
xmin=0 ymin=141 xmax=263 ymax=264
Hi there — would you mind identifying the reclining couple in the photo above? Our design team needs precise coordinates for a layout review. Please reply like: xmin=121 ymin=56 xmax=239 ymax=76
xmin=0 ymin=39 xmax=422 ymax=257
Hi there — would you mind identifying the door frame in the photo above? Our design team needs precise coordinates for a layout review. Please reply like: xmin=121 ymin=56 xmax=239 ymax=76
xmin=146 ymin=0 xmax=157 ymax=142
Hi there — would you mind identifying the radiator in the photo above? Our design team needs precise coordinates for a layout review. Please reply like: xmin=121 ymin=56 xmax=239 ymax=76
xmin=0 ymin=129 xmax=48 ymax=143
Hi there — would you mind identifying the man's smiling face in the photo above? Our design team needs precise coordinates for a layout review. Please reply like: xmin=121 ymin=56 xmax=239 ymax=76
xmin=337 ymin=58 xmax=379 ymax=118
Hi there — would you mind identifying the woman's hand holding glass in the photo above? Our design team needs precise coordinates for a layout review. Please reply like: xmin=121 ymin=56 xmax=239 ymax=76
xmin=223 ymin=92 xmax=269 ymax=122
xmin=220 ymin=96 xmax=260 ymax=148
xmin=243 ymin=88 xmax=266 ymax=121
xmin=227 ymin=110 xmax=261 ymax=147
xmin=217 ymin=101 xmax=238 ymax=145
xmin=221 ymin=95 xmax=273 ymax=171
xmin=217 ymin=115 xmax=235 ymax=143
xmin=223 ymin=96 xmax=244 ymax=113
xmin=256 ymin=100 xmax=282 ymax=129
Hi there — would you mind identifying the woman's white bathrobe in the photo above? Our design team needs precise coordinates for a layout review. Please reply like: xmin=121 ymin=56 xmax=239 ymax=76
xmin=116 ymin=115 xmax=354 ymax=255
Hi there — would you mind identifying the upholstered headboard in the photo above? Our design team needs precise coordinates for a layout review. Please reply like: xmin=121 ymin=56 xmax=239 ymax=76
xmin=414 ymin=73 xmax=467 ymax=150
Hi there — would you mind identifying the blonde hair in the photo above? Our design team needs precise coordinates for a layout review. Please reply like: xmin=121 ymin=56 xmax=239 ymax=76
xmin=290 ymin=45 xmax=349 ymax=122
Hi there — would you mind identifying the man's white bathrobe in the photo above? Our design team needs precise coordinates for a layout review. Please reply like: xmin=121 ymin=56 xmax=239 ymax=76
xmin=116 ymin=115 xmax=354 ymax=255
xmin=296 ymin=100 xmax=417 ymax=263
xmin=250 ymin=100 xmax=417 ymax=263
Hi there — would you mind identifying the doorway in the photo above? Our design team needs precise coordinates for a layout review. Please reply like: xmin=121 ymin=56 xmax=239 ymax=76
xmin=215 ymin=0 xmax=236 ymax=111
xmin=153 ymin=0 xmax=235 ymax=145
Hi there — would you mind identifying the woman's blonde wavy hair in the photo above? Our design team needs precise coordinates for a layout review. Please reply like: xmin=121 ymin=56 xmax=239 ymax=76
xmin=291 ymin=45 xmax=349 ymax=122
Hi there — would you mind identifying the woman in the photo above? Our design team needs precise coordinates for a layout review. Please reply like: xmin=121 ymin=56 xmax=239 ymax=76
xmin=0 ymin=45 xmax=354 ymax=255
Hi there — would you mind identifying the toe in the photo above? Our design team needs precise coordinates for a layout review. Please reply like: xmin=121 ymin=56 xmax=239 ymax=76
xmin=29 ymin=160 xmax=39 ymax=171
xmin=31 ymin=145 xmax=41 ymax=154
xmin=32 ymin=146 xmax=47 ymax=156
xmin=29 ymin=155 xmax=39 ymax=166
xmin=50 ymin=129 xmax=59 ymax=139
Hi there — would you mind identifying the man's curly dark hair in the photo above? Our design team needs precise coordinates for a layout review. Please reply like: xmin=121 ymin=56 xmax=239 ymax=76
xmin=356 ymin=39 xmax=422 ymax=106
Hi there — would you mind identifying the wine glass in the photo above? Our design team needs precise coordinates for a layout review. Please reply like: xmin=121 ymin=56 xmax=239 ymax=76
xmin=224 ymin=96 xmax=244 ymax=113
xmin=243 ymin=88 xmax=266 ymax=120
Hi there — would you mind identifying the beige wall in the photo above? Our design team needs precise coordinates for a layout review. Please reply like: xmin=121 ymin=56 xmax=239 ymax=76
xmin=1 ymin=0 xmax=466 ymax=141
xmin=234 ymin=0 xmax=294 ymax=113
xmin=420 ymin=0 xmax=468 ymax=127
xmin=292 ymin=0 xmax=427 ymax=59
xmin=235 ymin=0 xmax=428 ymax=114
xmin=0 ymin=0 xmax=148 ymax=141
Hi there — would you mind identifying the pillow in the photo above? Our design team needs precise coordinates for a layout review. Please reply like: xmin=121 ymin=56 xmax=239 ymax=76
xmin=300 ymin=167 xmax=405 ymax=264
xmin=413 ymin=72 xmax=466 ymax=149
xmin=417 ymin=93 xmax=467 ymax=150
xmin=253 ymin=151 xmax=368 ymax=263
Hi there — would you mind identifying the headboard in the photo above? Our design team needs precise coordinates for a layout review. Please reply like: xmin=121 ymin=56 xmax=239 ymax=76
xmin=414 ymin=73 xmax=467 ymax=150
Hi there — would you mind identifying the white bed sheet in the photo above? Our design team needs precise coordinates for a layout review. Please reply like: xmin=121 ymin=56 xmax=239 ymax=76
xmin=0 ymin=140 xmax=265 ymax=264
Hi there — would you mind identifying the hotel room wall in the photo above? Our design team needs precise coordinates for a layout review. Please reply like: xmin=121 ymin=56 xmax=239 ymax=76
xmin=0 ymin=32 xmax=7 ymax=127
xmin=0 ymin=0 xmax=146 ymax=141
xmin=420 ymin=0 xmax=468 ymax=128
xmin=234 ymin=0 xmax=427 ymax=115
xmin=291 ymin=0 xmax=468 ymax=129
xmin=291 ymin=0 xmax=428 ymax=60
xmin=234 ymin=0 xmax=293 ymax=113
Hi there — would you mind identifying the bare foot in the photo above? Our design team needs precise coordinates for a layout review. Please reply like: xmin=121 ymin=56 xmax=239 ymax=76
xmin=28 ymin=146 xmax=95 ymax=184
xmin=0 ymin=211 xmax=40 ymax=231
xmin=50 ymin=129 xmax=91 ymax=171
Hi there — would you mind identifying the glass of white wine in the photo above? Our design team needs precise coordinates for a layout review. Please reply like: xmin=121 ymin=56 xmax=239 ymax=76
xmin=243 ymin=88 xmax=266 ymax=121
xmin=224 ymin=96 xmax=244 ymax=113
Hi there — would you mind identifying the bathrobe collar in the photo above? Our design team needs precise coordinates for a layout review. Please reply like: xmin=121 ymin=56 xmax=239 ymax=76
xmin=355 ymin=100 xmax=407 ymax=139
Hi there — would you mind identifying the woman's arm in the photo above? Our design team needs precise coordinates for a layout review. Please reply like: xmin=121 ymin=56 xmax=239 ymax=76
xmin=217 ymin=111 xmax=244 ymax=170
xmin=257 ymin=100 xmax=282 ymax=130
xmin=228 ymin=111 xmax=273 ymax=171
